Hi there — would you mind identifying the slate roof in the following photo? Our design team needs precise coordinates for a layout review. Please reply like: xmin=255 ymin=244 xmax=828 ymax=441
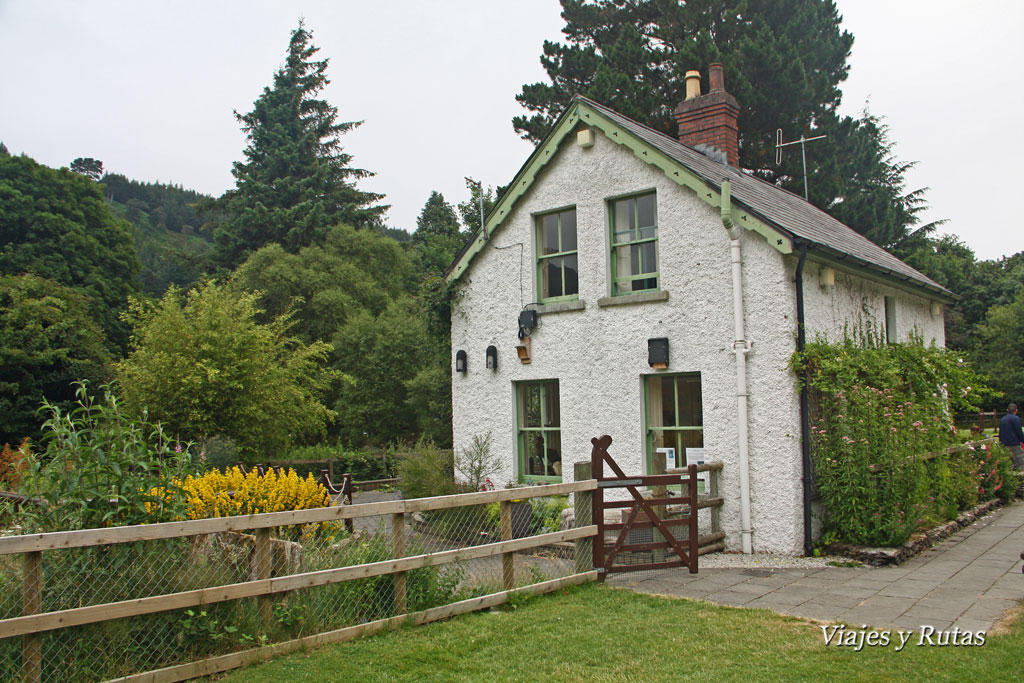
xmin=577 ymin=95 xmax=951 ymax=299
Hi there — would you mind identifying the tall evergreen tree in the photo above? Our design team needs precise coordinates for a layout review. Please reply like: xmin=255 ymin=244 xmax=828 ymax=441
xmin=515 ymin=0 xmax=934 ymax=246
xmin=414 ymin=192 xmax=460 ymax=242
xmin=212 ymin=22 xmax=386 ymax=268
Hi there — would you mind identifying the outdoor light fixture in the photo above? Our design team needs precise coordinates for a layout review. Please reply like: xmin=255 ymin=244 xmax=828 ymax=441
xmin=931 ymin=302 xmax=942 ymax=317
xmin=515 ymin=337 xmax=532 ymax=364
xmin=820 ymin=266 xmax=836 ymax=287
xmin=455 ymin=350 xmax=467 ymax=373
xmin=648 ymin=337 xmax=669 ymax=369
xmin=485 ymin=345 xmax=498 ymax=371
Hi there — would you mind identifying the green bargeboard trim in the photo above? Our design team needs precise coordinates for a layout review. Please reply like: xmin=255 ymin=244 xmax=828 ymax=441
xmin=446 ymin=102 xmax=792 ymax=283
xmin=447 ymin=107 xmax=583 ymax=282
xmin=580 ymin=106 xmax=792 ymax=256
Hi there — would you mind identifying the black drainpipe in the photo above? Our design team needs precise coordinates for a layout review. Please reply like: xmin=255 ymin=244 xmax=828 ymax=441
xmin=794 ymin=242 xmax=813 ymax=556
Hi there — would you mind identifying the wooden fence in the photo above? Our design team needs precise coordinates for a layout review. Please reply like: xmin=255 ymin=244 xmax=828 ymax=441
xmin=0 ymin=480 xmax=598 ymax=682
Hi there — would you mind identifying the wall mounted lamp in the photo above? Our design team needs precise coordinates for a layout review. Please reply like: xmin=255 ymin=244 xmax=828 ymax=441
xmin=455 ymin=350 xmax=467 ymax=374
xmin=485 ymin=345 xmax=498 ymax=371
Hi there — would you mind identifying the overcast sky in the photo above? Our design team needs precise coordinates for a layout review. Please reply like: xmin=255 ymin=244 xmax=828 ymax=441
xmin=1 ymin=1 xmax=1020 ymax=261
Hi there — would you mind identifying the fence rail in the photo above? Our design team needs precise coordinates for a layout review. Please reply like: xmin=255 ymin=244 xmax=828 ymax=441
xmin=0 ymin=480 xmax=597 ymax=682
xmin=867 ymin=437 xmax=996 ymax=472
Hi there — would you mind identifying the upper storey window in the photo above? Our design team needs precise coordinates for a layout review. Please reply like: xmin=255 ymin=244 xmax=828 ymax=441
xmin=610 ymin=193 xmax=658 ymax=295
xmin=536 ymin=208 xmax=578 ymax=302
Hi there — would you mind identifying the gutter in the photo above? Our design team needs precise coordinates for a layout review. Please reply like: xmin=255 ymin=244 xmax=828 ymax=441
xmin=794 ymin=242 xmax=813 ymax=556
xmin=721 ymin=179 xmax=753 ymax=554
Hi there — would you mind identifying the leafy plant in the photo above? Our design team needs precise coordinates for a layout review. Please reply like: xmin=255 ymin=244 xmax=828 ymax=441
xmin=455 ymin=432 xmax=500 ymax=491
xmin=15 ymin=383 xmax=193 ymax=533
xmin=397 ymin=439 xmax=461 ymax=500
xmin=118 ymin=280 xmax=337 ymax=461
xmin=0 ymin=438 xmax=29 ymax=488
xmin=792 ymin=336 xmax=996 ymax=546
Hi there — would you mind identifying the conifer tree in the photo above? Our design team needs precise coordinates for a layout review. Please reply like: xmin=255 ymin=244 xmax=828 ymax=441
xmin=213 ymin=22 xmax=386 ymax=268
xmin=514 ymin=0 xmax=935 ymax=246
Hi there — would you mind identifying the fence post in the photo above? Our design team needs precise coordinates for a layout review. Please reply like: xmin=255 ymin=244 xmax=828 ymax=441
xmin=687 ymin=464 xmax=699 ymax=574
xmin=342 ymin=474 xmax=354 ymax=534
xmin=573 ymin=462 xmax=593 ymax=574
xmin=591 ymin=441 xmax=606 ymax=580
xmin=709 ymin=466 xmax=721 ymax=537
xmin=23 ymin=550 xmax=42 ymax=683
xmin=651 ymin=453 xmax=666 ymax=563
xmin=254 ymin=528 xmax=272 ymax=631
xmin=392 ymin=512 xmax=407 ymax=615
xmin=499 ymin=501 xmax=514 ymax=590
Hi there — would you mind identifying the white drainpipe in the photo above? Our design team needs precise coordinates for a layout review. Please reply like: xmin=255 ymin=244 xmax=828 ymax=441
xmin=720 ymin=179 xmax=753 ymax=554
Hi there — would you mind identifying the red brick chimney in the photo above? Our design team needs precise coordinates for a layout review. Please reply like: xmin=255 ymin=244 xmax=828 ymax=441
xmin=674 ymin=63 xmax=740 ymax=166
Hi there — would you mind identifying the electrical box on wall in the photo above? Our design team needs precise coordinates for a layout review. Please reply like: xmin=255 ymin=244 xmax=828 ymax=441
xmin=518 ymin=309 xmax=538 ymax=334
xmin=648 ymin=337 xmax=669 ymax=369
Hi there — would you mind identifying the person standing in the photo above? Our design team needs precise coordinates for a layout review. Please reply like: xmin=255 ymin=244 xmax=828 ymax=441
xmin=998 ymin=403 xmax=1024 ymax=470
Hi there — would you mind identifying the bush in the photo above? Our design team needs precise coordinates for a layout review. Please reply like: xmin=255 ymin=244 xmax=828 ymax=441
xmin=0 ymin=438 xmax=29 ymax=489
xmin=793 ymin=337 xmax=995 ymax=546
xmin=15 ymin=383 xmax=193 ymax=533
xmin=397 ymin=440 xmax=462 ymax=500
xmin=163 ymin=466 xmax=331 ymax=520
xmin=118 ymin=281 xmax=336 ymax=461
xmin=455 ymin=432 xmax=500 ymax=491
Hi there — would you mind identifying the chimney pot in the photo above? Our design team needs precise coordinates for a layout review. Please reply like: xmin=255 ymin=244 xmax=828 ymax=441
xmin=709 ymin=63 xmax=725 ymax=93
xmin=684 ymin=70 xmax=701 ymax=100
xmin=674 ymin=64 xmax=740 ymax=167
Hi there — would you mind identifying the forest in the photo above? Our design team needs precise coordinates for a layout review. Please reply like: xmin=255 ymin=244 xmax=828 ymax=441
xmin=1 ymin=3 xmax=1022 ymax=464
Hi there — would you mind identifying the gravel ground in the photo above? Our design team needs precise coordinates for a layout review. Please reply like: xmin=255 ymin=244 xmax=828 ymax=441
xmin=697 ymin=551 xmax=852 ymax=569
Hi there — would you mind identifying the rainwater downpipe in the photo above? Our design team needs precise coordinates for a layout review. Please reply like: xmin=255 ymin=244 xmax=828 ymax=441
xmin=720 ymin=179 xmax=753 ymax=554
xmin=794 ymin=242 xmax=813 ymax=556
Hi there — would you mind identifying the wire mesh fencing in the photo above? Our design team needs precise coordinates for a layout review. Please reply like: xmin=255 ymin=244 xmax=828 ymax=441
xmin=0 ymin=482 xmax=597 ymax=682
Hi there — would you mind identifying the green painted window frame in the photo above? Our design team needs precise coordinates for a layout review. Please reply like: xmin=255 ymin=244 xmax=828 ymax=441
xmin=884 ymin=296 xmax=897 ymax=344
xmin=515 ymin=379 xmax=563 ymax=483
xmin=643 ymin=372 xmax=704 ymax=476
xmin=609 ymin=192 xmax=659 ymax=296
xmin=535 ymin=208 xmax=579 ymax=303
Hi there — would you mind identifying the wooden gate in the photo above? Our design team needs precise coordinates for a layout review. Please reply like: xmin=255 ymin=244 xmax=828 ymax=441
xmin=590 ymin=435 xmax=700 ymax=577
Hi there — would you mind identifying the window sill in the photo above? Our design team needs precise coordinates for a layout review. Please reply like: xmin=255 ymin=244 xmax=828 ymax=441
xmin=597 ymin=290 xmax=669 ymax=307
xmin=519 ymin=476 xmax=563 ymax=485
xmin=529 ymin=299 xmax=586 ymax=315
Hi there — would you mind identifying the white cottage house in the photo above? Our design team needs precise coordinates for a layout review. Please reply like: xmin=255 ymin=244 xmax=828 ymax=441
xmin=445 ymin=65 xmax=952 ymax=555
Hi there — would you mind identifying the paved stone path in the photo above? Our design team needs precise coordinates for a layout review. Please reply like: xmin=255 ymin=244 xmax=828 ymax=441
xmin=610 ymin=501 xmax=1024 ymax=631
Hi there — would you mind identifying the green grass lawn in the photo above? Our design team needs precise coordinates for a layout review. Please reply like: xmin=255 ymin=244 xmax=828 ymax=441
xmin=220 ymin=584 xmax=1022 ymax=682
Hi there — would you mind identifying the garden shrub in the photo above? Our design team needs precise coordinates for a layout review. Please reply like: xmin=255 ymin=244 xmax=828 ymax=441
xmin=793 ymin=336 xmax=993 ymax=546
xmin=0 ymin=438 xmax=29 ymax=489
xmin=397 ymin=439 xmax=462 ymax=500
xmin=165 ymin=466 xmax=331 ymax=519
xmin=15 ymin=383 xmax=193 ymax=533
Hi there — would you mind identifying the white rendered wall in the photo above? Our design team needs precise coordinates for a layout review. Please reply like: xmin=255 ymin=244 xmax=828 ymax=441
xmin=451 ymin=127 xmax=808 ymax=553
xmin=799 ymin=260 xmax=945 ymax=347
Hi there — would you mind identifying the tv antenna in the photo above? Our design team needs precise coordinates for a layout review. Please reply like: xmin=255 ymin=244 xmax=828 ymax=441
xmin=776 ymin=129 xmax=827 ymax=201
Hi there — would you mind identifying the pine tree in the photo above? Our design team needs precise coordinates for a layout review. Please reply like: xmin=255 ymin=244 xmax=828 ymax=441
xmin=213 ymin=22 xmax=386 ymax=269
xmin=412 ymin=191 xmax=467 ymax=276
xmin=514 ymin=1 xmax=936 ymax=245
xmin=413 ymin=191 xmax=461 ymax=243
